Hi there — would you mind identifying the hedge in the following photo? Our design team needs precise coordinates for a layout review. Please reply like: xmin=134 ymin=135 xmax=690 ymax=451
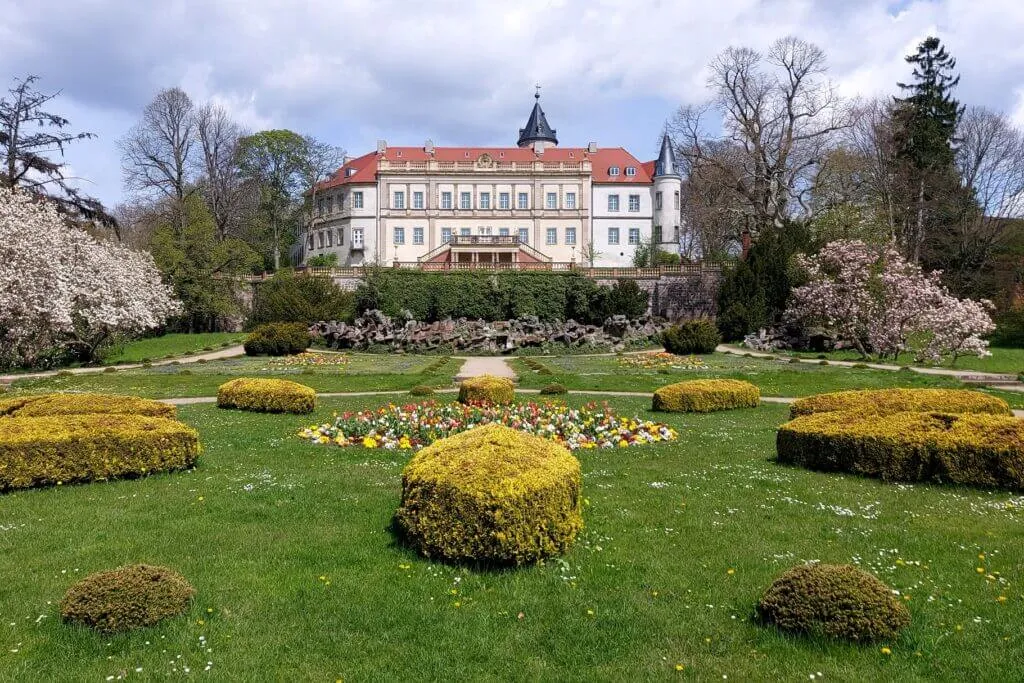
xmin=217 ymin=378 xmax=316 ymax=414
xmin=776 ymin=410 xmax=1024 ymax=490
xmin=395 ymin=423 xmax=583 ymax=565
xmin=652 ymin=379 xmax=760 ymax=413
xmin=789 ymin=388 xmax=1011 ymax=419
xmin=757 ymin=564 xmax=910 ymax=642
xmin=249 ymin=270 xmax=355 ymax=327
xmin=458 ymin=375 xmax=515 ymax=405
xmin=243 ymin=322 xmax=310 ymax=356
xmin=0 ymin=414 xmax=200 ymax=491
xmin=661 ymin=319 xmax=720 ymax=355
xmin=0 ymin=393 xmax=175 ymax=419
xmin=61 ymin=564 xmax=195 ymax=633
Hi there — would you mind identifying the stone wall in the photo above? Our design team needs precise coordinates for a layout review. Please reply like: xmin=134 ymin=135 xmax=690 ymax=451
xmin=593 ymin=271 xmax=721 ymax=320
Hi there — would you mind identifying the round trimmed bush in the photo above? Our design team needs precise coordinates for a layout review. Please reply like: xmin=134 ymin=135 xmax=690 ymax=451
xmin=660 ymin=319 xmax=720 ymax=355
xmin=458 ymin=375 xmax=514 ymax=405
xmin=788 ymin=388 xmax=1011 ymax=419
xmin=409 ymin=385 xmax=435 ymax=396
xmin=540 ymin=383 xmax=568 ymax=395
xmin=756 ymin=563 xmax=910 ymax=642
xmin=395 ymin=423 xmax=582 ymax=565
xmin=61 ymin=564 xmax=195 ymax=633
xmin=243 ymin=322 xmax=310 ymax=356
xmin=217 ymin=378 xmax=316 ymax=414
xmin=652 ymin=379 xmax=760 ymax=413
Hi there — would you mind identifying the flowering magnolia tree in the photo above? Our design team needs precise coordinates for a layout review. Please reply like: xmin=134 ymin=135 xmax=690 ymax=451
xmin=0 ymin=187 xmax=181 ymax=367
xmin=786 ymin=240 xmax=994 ymax=362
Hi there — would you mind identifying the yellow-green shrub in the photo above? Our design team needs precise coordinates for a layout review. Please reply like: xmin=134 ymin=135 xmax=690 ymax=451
xmin=757 ymin=564 xmax=910 ymax=642
xmin=457 ymin=375 xmax=514 ymax=405
xmin=0 ymin=393 xmax=175 ymax=419
xmin=652 ymin=379 xmax=760 ymax=413
xmin=0 ymin=414 xmax=200 ymax=491
xmin=776 ymin=410 xmax=1024 ymax=490
xmin=216 ymin=378 xmax=315 ymax=414
xmin=61 ymin=564 xmax=195 ymax=633
xmin=395 ymin=423 xmax=582 ymax=565
xmin=789 ymin=388 xmax=1011 ymax=419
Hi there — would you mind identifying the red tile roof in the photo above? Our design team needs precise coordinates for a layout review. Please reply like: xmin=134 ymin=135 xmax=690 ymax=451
xmin=318 ymin=146 xmax=655 ymax=191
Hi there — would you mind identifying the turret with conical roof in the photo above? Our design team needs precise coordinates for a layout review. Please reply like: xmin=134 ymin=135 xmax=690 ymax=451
xmin=652 ymin=133 xmax=682 ymax=250
xmin=517 ymin=89 xmax=558 ymax=149
xmin=654 ymin=133 xmax=680 ymax=178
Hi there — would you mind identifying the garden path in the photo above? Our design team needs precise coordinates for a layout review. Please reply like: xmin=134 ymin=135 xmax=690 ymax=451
xmin=453 ymin=355 xmax=518 ymax=382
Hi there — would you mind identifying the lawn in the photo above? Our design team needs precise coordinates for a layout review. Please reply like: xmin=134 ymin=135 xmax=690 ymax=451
xmin=104 ymin=333 xmax=247 ymax=364
xmin=770 ymin=345 xmax=1024 ymax=375
xmin=1 ymin=395 xmax=1020 ymax=680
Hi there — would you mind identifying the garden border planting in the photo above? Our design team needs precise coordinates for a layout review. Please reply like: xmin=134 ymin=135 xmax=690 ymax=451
xmin=788 ymin=388 xmax=1011 ymax=419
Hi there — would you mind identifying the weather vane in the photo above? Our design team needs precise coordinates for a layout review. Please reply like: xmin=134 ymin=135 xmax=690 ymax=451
xmin=535 ymin=83 xmax=541 ymax=99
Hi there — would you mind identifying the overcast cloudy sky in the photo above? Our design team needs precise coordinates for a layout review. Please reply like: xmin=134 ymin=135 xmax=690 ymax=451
xmin=1 ymin=0 xmax=1022 ymax=208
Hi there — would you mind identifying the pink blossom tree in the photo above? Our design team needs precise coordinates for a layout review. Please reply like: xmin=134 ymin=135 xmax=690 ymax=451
xmin=0 ymin=187 xmax=181 ymax=367
xmin=786 ymin=239 xmax=993 ymax=363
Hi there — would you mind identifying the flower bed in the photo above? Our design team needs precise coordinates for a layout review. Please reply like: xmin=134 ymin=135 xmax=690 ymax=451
xmin=269 ymin=351 xmax=350 ymax=368
xmin=299 ymin=400 xmax=677 ymax=451
xmin=618 ymin=352 xmax=707 ymax=370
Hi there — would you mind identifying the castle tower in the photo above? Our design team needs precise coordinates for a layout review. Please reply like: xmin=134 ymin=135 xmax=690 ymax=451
xmin=652 ymin=134 xmax=682 ymax=248
xmin=517 ymin=89 xmax=558 ymax=152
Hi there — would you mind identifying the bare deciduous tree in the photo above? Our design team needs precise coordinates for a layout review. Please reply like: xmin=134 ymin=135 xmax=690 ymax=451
xmin=194 ymin=102 xmax=257 ymax=241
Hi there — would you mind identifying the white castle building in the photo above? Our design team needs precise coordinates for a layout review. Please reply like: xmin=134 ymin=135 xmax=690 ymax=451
xmin=303 ymin=93 xmax=681 ymax=268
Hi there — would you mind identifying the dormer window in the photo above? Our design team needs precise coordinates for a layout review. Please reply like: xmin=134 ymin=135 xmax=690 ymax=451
xmin=396 ymin=150 xmax=402 ymax=157
xmin=625 ymin=166 xmax=637 ymax=176
xmin=345 ymin=168 xmax=356 ymax=177
xmin=609 ymin=166 xmax=620 ymax=176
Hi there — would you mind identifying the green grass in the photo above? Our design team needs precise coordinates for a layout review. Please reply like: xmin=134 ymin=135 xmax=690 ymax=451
xmin=512 ymin=353 xmax=970 ymax=397
xmin=1 ymin=396 xmax=1020 ymax=679
xmin=104 ymin=333 xmax=247 ymax=364
xmin=775 ymin=345 xmax=1024 ymax=375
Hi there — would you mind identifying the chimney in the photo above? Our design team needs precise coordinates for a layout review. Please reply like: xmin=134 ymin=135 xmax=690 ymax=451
xmin=376 ymin=139 xmax=387 ymax=154
xmin=587 ymin=141 xmax=597 ymax=153
xmin=342 ymin=155 xmax=353 ymax=166
xmin=424 ymin=139 xmax=434 ymax=154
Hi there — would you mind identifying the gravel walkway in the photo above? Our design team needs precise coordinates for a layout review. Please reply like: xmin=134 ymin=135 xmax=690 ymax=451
xmin=453 ymin=356 xmax=517 ymax=381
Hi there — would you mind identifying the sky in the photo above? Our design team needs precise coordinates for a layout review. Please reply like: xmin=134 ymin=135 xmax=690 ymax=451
xmin=2 ymin=0 xmax=1023 ymax=208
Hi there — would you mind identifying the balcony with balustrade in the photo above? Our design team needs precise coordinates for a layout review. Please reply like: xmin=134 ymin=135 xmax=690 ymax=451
xmin=416 ymin=235 xmax=551 ymax=267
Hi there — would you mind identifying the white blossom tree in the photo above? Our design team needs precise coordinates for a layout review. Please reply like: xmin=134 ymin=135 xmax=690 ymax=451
xmin=0 ymin=187 xmax=181 ymax=367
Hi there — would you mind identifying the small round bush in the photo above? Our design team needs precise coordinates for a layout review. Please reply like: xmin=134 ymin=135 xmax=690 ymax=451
xmin=852 ymin=363 xmax=869 ymax=369
xmin=217 ymin=377 xmax=316 ymax=414
xmin=756 ymin=564 xmax=910 ymax=642
xmin=819 ymin=360 xmax=829 ymax=366
xmin=202 ymin=346 xmax=214 ymax=351
xmin=660 ymin=319 xmax=720 ymax=355
xmin=458 ymin=375 xmax=514 ymax=405
xmin=103 ymin=367 xmax=117 ymax=373
xmin=540 ymin=383 xmax=568 ymax=395
xmin=409 ymin=385 xmax=435 ymax=397
xmin=789 ymin=358 xmax=801 ymax=364
xmin=243 ymin=322 xmax=310 ymax=357
xmin=60 ymin=564 xmax=195 ymax=633
xmin=395 ymin=424 xmax=582 ymax=565
xmin=653 ymin=379 xmax=760 ymax=413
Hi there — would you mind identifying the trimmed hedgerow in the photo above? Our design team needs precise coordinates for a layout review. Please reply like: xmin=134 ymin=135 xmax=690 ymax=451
xmin=776 ymin=410 xmax=1024 ymax=490
xmin=409 ymin=385 xmax=435 ymax=397
xmin=458 ymin=375 xmax=514 ymax=405
xmin=217 ymin=378 xmax=315 ymax=414
xmin=539 ymin=383 xmax=568 ymax=395
xmin=243 ymin=322 xmax=310 ymax=356
xmin=395 ymin=423 xmax=582 ymax=565
xmin=0 ymin=393 xmax=175 ymax=419
xmin=756 ymin=563 xmax=910 ymax=642
xmin=652 ymin=379 xmax=760 ymax=413
xmin=0 ymin=414 xmax=200 ymax=491
xmin=60 ymin=564 xmax=195 ymax=633
xmin=789 ymin=388 xmax=1011 ymax=419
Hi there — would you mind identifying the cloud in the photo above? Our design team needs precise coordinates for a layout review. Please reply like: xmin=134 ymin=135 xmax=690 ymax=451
xmin=0 ymin=0 xmax=1020 ymax=207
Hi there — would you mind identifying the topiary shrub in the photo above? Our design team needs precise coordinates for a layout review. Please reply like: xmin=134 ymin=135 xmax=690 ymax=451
xmin=661 ymin=319 xmax=720 ymax=355
xmin=243 ymin=322 xmax=310 ymax=356
xmin=0 ymin=393 xmax=176 ymax=419
xmin=458 ymin=375 xmax=514 ymax=405
xmin=776 ymin=410 xmax=1024 ymax=490
xmin=0 ymin=414 xmax=199 ymax=491
xmin=788 ymin=388 xmax=1011 ymax=419
xmin=540 ymin=383 xmax=568 ymax=395
xmin=217 ymin=378 xmax=315 ymax=414
xmin=395 ymin=424 xmax=582 ymax=565
xmin=60 ymin=564 xmax=195 ymax=633
xmin=409 ymin=385 xmax=435 ymax=397
xmin=652 ymin=379 xmax=760 ymax=413
xmin=756 ymin=563 xmax=910 ymax=642
xmin=249 ymin=270 xmax=355 ymax=327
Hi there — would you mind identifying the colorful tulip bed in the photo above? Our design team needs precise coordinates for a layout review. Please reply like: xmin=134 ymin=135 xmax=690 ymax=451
xmin=618 ymin=352 xmax=707 ymax=370
xmin=298 ymin=400 xmax=678 ymax=451
xmin=270 ymin=352 xmax=351 ymax=368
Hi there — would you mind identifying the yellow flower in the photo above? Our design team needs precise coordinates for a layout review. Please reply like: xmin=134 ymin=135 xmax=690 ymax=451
xmin=726 ymin=568 xmax=735 ymax=575
xmin=880 ymin=647 xmax=891 ymax=655
xmin=362 ymin=436 xmax=378 ymax=448
xmin=675 ymin=664 xmax=684 ymax=672
xmin=976 ymin=567 xmax=985 ymax=574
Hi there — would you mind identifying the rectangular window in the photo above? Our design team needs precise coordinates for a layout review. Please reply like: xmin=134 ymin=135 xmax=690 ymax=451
xmin=480 ymin=192 xmax=491 ymax=209
xmin=327 ymin=230 xmax=333 ymax=247
xmin=353 ymin=192 xmax=364 ymax=209
xmin=338 ymin=193 xmax=345 ymax=209
xmin=628 ymin=227 xmax=640 ymax=245
xmin=518 ymin=227 xmax=530 ymax=244
xmin=480 ymin=226 xmax=492 ymax=235
xmin=608 ymin=195 xmax=620 ymax=212
xmin=413 ymin=226 xmax=424 ymax=245
xmin=546 ymin=192 xmax=558 ymax=210
xmin=338 ymin=228 xmax=344 ymax=245
xmin=546 ymin=227 xmax=557 ymax=245
xmin=565 ymin=192 xmax=576 ymax=209
xmin=317 ymin=232 xmax=324 ymax=249
xmin=460 ymin=227 xmax=471 ymax=236
xmin=653 ymin=225 xmax=662 ymax=243
xmin=608 ymin=227 xmax=620 ymax=245
xmin=441 ymin=191 xmax=453 ymax=209
xmin=517 ymin=192 xmax=529 ymax=209
xmin=674 ymin=190 xmax=680 ymax=210
xmin=317 ymin=198 xmax=325 ymax=216
xmin=308 ymin=235 xmax=314 ymax=250
xmin=413 ymin=191 xmax=424 ymax=209
xmin=353 ymin=227 xmax=364 ymax=246
xmin=499 ymin=192 xmax=510 ymax=209
xmin=393 ymin=227 xmax=405 ymax=244
xmin=460 ymin=192 xmax=472 ymax=209
xmin=326 ymin=196 xmax=334 ymax=214
xmin=628 ymin=194 xmax=640 ymax=212
xmin=498 ymin=227 xmax=510 ymax=236
xmin=393 ymin=191 xmax=405 ymax=209
xmin=441 ymin=228 xmax=452 ymax=243
xmin=565 ymin=227 xmax=576 ymax=245
xmin=655 ymin=191 xmax=663 ymax=210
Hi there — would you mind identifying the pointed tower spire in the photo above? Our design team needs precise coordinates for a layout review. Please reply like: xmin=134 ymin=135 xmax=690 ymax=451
xmin=654 ymin=134 xmax=679 ymax=178
xmin=517 ymin=87 xmax=558 ymax=148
